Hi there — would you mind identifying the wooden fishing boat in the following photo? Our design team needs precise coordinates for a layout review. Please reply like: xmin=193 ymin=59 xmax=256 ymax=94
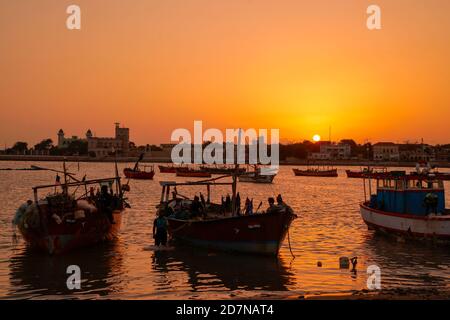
xmin=159 ymin=164 xmax=187 ymax=173
xmin=346 ymin=166 xmax=391 ymax=179
xmin=237 ymin=165 xmax=276 ymax=184
xmin=199 ymin=165 xmax=246 ymax=175
xmin=158 ymin=174 xmax=297 ymax=255
xmin=293 ymin=167 xmax=338 ymax=177
xmin=123 ymin=165 xmax=155 ymax=180
xmin=13 ymin=163 xmax=128 ymax=255
xmin=175 ymin=168 xmax=211 ymax=178
xmin=360 ymin=173 xmax=450 ymax=241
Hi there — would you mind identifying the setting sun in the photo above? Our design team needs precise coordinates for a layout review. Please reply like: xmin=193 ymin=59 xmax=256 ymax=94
xmin=313 ymin=134 xmax=321 ymax=142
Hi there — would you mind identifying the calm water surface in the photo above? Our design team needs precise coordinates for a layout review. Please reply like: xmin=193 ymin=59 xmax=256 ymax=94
xmin=0 ymin=161 xmax=449 ymax=299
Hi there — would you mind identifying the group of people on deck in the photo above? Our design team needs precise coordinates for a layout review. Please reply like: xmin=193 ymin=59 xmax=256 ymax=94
xmin=152 ymin=192 xmax=293 ymax=247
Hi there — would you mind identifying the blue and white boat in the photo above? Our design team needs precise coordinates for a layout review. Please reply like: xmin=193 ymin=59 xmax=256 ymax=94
xmin=360 ymin=173 xmax=450 ymax=241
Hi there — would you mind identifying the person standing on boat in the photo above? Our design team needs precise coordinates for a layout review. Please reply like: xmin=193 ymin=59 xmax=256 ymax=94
xmin=153 ymin=211 xmax=168 ymax=246
xmin=98 ymin=185 xmax=115 ymax=224
xmin=245 ymin=198 xmax=254 ymax=215
xmin=225 ymin=194 xmax=231 ymax=212
xmin=276 ymin=194 xmax=294 ymax=214
xmin=266 ymin=197 xmax=276 ymax=213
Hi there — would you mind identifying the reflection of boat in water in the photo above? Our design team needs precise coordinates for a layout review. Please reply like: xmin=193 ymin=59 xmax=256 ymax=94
xmin=293 ymin=166 xmax=338 ymax=177
xmin=123 ymin=165 xmax=155 ymax=180
xmin=8 ymin=243 xmax=124 ymax=298
xmin=159 ymin=173 xmax=297 ymax=255
xmin=13 ymin=163 xmax=127 ymax=254
xmin=360 ymin=172 xmax=450 ymax=242
xmin=151 ymin=247 xmax=293 ymax=292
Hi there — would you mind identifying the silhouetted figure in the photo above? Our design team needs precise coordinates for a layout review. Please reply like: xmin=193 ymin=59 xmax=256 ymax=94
xmin=153 ymin=211 xmax=168 ymax=246
xmin=245 ymin=198 xmax=254 ymax=215
xmin=98 ymin=185 xmax=114 ymax=224
xmin=190 ymin=195 xmax=203 ymax=218
xmin=266 ymin=197 xmax=276 ymax=213
xmin=225 ymin=194 xmax=231 ymax=212
xmin=236 ymin=192 xmax=241 ymax=216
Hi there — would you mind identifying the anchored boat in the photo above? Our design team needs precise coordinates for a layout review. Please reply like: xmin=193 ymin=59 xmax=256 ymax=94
xmin=199 ymin=165 xmax=246 ymax=175
xmin=159 ymin=164 xmax=186 ymax=173
xmin=13 ymin=163 xmax=128 ymax=254
xmin=360 ymin=173 xmax=450 ymax=241
xmin=293 ymin=166 xmax=338 ymax=177
xmin=238 ymin=165 xmax=276 ymax=184
xmin=175 ymin=168 xmax=211 ymax=178
xmin=346 ymin=166 xmax=389 ymax=179
xmin=158 ymin=174 xmax=297 ymax=255
xmin=123 ymin=165 xmax=155 ymax=180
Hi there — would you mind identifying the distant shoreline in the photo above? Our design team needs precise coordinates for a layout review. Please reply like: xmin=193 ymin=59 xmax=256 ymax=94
xmin=0 ymin=155 xmax=449 ymax=168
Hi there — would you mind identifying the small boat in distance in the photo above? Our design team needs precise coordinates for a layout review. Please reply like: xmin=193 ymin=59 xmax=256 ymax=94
xmin=360 ymin=172 xmax=450 ymax=242
xmin=239 ymin=165 xmax=276 ymax=184
xmin=158 ymin=173 xmax=297 ymax=255
xmin=159 ymin=164 xmax=185 ymax=173
xmin=346 ymin=166 xmax=389 ymax=179
xmin=123 ymin=165 xmax=155 ymax=180
xmin=408 ymin=162 xmax=450 ymax=181
xmin=13 ymin=162 xmax=128 ymax=254
xmin=200 ymin=164 xmax=246 ymax=175
xmin=293 ymin=165 xmax=338 ymax=177
xmin=176 ymin=168 xmax=212 ymax=178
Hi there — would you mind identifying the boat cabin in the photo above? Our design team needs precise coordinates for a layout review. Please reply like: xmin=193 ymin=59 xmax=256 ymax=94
xmin=369 ymin=175 xmax=446 ymax=216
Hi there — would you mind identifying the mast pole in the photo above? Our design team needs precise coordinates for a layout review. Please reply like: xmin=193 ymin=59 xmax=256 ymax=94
xmin=63 ymin=158 xmax=68 ymax=195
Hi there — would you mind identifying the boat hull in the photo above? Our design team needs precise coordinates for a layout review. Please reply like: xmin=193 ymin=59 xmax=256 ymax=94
xmin=360 ymin=203 xmax=450 ymax=241
xmin=18 ymin=210 xmax=123 ymax=255
xmin=159 ymin=165 xmax=177 ymax=173
xmin=124 ymin=169 xmax=155 ymax=180
xmin=176 ymin=171 xmax=211 ymax=178
xmin=239 ymin=174 xmax=275 ymax=184
xmin=167 ymin=212 xmax=296 ymax=255
xmin=293 ymin=169 xmax=338 ymax=177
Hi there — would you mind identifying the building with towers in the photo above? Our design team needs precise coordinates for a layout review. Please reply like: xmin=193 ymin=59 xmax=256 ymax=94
xmin=57 ymin=123 xmax=130 ymax=157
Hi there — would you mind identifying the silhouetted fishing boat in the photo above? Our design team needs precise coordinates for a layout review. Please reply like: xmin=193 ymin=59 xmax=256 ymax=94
xmin=158 ymin=173 xmax=297 ymax=255
xmin=199 ymin=165 xmax=246 ymax=175
xmin=293 ymin=166 xmax=338 ymax=177
xmin=123 ymin=165 xmax=155 ymax=180
xmin=346 ymin=166 xmax=389 ymax=179
xmin=159 ymin=164 xmax=186 ymax=173
xmin=360 ymin=172 xmax=450 ymax=241
xmin=13 ymin=163 xmax=128 ymax=254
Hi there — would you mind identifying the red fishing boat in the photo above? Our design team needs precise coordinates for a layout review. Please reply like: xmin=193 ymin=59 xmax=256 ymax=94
xmin=123 ymin=165 xmax=155 ymax=180
xmin=13 ymin=163 xmax=128 ymax=255
xmin=346 ymin=166 xmax=389 ymax=179
xmin=293 ymin=166 xmax=338 ymax=177
xmin=159 ymin=164 xmax=186 ymax=173
xmin=158 ymin=174 xmax=297 ymax=255
xmin=199 ymin=165 xmax=246 ymax=175
xmin=176 ymin=168 xmax=211 ymax=178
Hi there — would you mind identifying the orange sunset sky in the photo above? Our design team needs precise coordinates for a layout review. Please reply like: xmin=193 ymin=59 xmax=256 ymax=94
xmin=0 ymin=0 xmax=449 ymax=146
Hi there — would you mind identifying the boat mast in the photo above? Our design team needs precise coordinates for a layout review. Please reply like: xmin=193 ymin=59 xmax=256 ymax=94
xmin=231 ymin=129 xmax=242 ymax=216
xmin=62 ymin=158 xmax=69 ymax=195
